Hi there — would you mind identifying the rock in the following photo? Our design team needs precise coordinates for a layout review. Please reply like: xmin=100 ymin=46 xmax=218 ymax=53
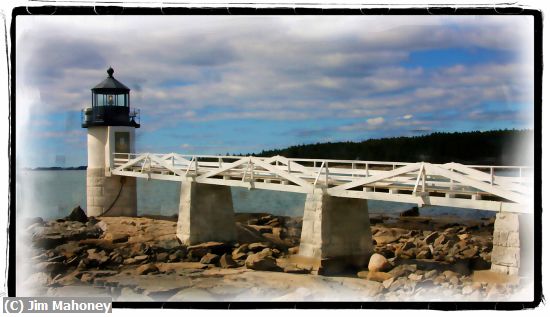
xmin=48 ymin=255 xmax=66 ymax=263
xmin=153 ymin=238 xmax=182 ymax=251
xmin=258 ymin=215 xmax=274 ymax=225
xmin=156 ymin=262 xmax=208 ymax=272
xmin=248 ymin=225 xmax=273 ymax=234
xmin=80 ymin=273 xmax=94 ymax=283
xmin=87 ymin=249 xmax=109 ymax=266
xmin=77 ymin=259 xmax=90 ymax=270
xmin=388 ymin=264 xmax=417 ymax=278
xmin=288 ymin=246 xmax=299 ymax=255
xmin=245 ymin=249 xmax=280 ymax=271
xmin=283 ymin=265 xmax=310 ymax=274
xmin=135 ymin=263 xmax=158 ymax=275
xmin=424 ymin=270 xmax=438 ymax=279
xmin=435 ymin=233 xmax=459 ymax=248
xmin=104 ymin=233 xmax=129 ymax=244
xmin=416 ymin=249 xmax=432 ymax=259
xmin=187 ymin=242 xmax=232 ymax=258
xmin=87 ymin=217 xmax=99 ymax=226
xmin=373 ymin=235 xmax=400 ymax=245
xmin=360 ymin=271 xmax=393 ymax=282
xmin=408 ymin=273 xmax=423 ymax=282
xmin=55 ymin=242 xmax=84 ymax=259
xmin=156 ymin=252 xmax=169 ymax=262
xmin=434 ymin=234 xmax=447 ymax=247
xmin=78 ymin=239 xmax=116 ymax=251
xmin=248 ymin=242 xmax=271 ymax=253
xmin=401 ymin=241 xmax=415 ymax=251
xmin=461 ymin=247 xmax=479 ymax=259
xmin=400 ymin=206 xmax=419 ymax=217
xmin=123 ymin=258 xmax=138 ymax=265
xmin=66 ymin=206 xmax=88 ymax=223
xmin=379 ymin=248 xmax=395 ymax=259
xmin=382 ymin=277 xmax=395 ymax=289
xmin=170 ymin=250 xmax=186 ymax=261
xmin=458 ymin=233 xmax=470 ymax=240
xmin=272 ymin=227 xmax=286 ymax=240
xmin=33 ymin=235 xmax=67 ymax=249
xmin=424 ymin=232 xmax=439 ymax=245
xmin=232 ymin=244 xmax=249 ymax=255
xmin=110 ymin=254 xmax=123 ymax=265
xmin=368 ymin=253 xmax=392 ymax=272
xmin=133 ymin=255 xmax=149 ymax=262
xmin=219 ymin=253 xmax=238 ymax=268
xmin=200 ymin=253 xmax=220 ymax=265
xmin=449 ymin=276 xmax=460 ymax=285
xmin=443 ymin=270 xmax=458 ymax=279
xmin=95 ymin=221 xmax=108 ymax=233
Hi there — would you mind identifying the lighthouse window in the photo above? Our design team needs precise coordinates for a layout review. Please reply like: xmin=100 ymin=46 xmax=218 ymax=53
xmin=115 ymin=132 xmax=130 ymax=154
xmin=95 ymin=93 xmax=129 ymax=107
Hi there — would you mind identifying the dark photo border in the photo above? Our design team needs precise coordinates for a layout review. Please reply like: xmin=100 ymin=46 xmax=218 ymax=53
xmin=7 ymin=5 xmax=543 ymax=310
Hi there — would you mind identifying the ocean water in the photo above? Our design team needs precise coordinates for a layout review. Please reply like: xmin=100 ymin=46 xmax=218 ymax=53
xmin=15 ymin=170 xmax=496 ymax=221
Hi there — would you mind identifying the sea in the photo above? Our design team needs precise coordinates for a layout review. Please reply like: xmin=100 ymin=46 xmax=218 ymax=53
xmin=16 ymin=170 xmax=497 ymax=221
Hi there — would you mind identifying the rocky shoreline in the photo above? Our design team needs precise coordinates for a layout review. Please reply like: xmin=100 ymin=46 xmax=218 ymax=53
xmin=17 ymin=209 xmax=531 ymax=301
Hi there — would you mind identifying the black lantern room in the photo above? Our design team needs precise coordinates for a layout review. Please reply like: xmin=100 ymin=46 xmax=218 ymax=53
xmin=82 ymin=67 xmax=140 ymax=128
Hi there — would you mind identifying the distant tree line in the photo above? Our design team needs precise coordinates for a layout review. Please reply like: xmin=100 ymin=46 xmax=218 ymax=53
xmin=246 ymin=129 xmax=533 ymax=166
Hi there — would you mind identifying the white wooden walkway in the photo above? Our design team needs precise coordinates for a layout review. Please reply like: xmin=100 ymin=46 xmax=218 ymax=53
xmin=110 ymin=153 xmax=533 ymax=213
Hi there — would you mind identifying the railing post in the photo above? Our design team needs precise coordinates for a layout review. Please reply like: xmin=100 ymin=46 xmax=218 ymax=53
xmin=194 ymin=156 xmax=199 ymax=175
xmin=325 ymin=161 xmax=329 ymax=186
xmin=421 ymin=165 xmax=426 ymax=192
xmin=490 ymin=167 xmax=494 ymax=185
xmin=450 ymin=168 xmax=454 ymax=190
xmin=365 ymin=163 xmax=369 ymax=177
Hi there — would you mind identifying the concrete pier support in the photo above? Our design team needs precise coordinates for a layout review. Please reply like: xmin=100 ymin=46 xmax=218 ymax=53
xmin=491 ymin=212 xmax=533 ymax=277
xmin=298 ymin=190 xmax=374 ymax=273
xmin=87 ymin=168 xmax=137 ymax=217
xmin=491 ymin=212 xmax=521 ymax=275
xmin=176 ymin=180 xmax=237 ymax=245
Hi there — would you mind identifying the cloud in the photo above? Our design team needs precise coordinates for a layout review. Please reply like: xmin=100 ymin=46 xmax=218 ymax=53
xmin=366 ymin=117 xmax=385 ymax=125
xmin=15 ymin=16 xmax=535 ymax=166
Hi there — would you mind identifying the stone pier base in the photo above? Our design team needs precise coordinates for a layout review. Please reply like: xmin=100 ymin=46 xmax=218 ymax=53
xmin=491 ymin=212 xmax=521 ymax=275
xmin=298 ymin=190 xmax=374 ymax=274
xmin=176 ymin=180 xmax=237 ymax=245
xmin=86 ymin=167 xmax=137 ymax=217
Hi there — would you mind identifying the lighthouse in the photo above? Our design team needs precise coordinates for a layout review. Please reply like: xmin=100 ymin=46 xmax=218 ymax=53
xmin=82 ymin=67 xmax=140 ymax=217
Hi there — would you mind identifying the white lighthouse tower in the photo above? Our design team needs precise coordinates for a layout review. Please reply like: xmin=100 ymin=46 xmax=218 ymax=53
xmin=82 ymin=67 xmax=140 ymax=217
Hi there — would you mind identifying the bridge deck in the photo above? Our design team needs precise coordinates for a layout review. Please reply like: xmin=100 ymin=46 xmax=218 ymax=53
xmin=110 ymin=153 xmax=533 ymax=213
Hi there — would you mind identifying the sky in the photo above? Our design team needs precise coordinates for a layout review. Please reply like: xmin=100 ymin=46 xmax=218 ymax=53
xmin=15 ymin=15 xmax=535 ymax=168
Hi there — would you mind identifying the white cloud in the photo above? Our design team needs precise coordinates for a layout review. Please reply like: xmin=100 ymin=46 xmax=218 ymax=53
xmin=403 ymin=114 xmax=413 ymax=120
xmin=366 ymin=117 xmax=385 ymax=125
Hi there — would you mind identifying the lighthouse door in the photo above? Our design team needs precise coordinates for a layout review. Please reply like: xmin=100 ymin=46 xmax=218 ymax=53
xmin=115 ymin=132 xmax=130 ymax=155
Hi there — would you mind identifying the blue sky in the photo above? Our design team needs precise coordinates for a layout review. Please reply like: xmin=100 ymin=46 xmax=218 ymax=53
xmin=16 ymin=16 xmax=534 ymax=167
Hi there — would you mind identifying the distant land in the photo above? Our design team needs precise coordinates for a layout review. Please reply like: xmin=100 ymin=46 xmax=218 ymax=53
xmin=26 ymin=166 xmax=87 ymax=171
xmin=250 ymin=129 xmax=534 ymax=166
